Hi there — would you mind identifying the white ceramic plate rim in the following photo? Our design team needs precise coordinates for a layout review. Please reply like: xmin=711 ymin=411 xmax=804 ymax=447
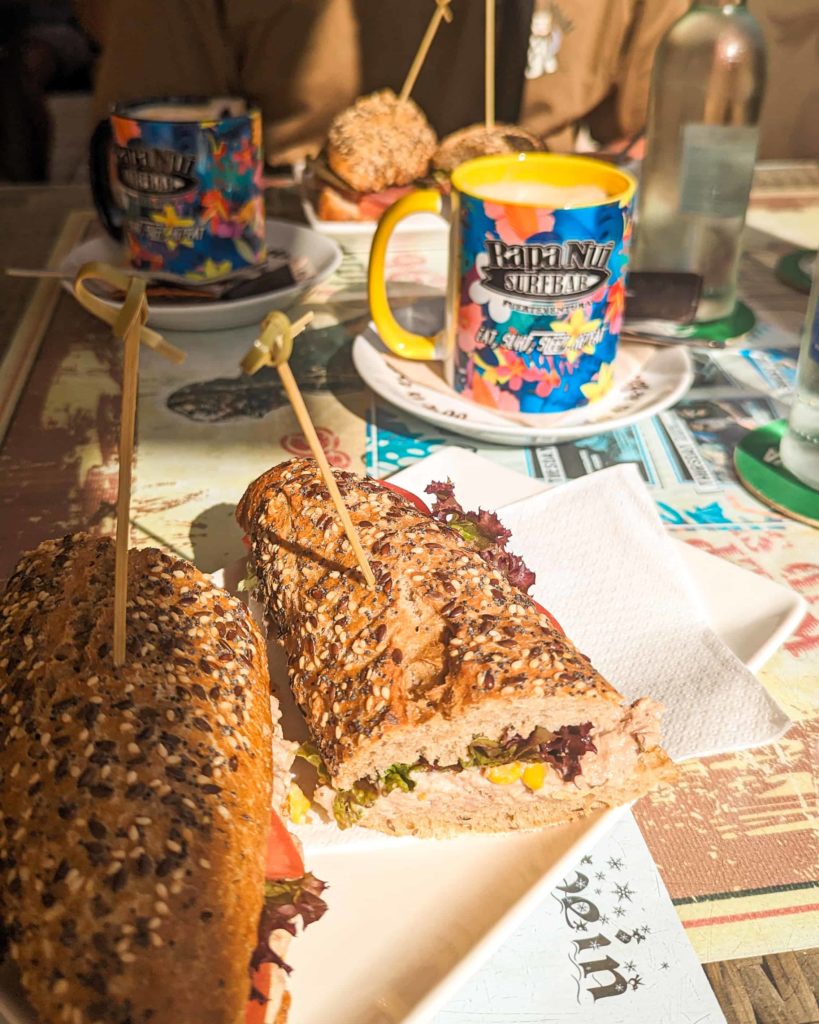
xmin=59 ymin=218 xmax=342 ymax=314
xmin=0 ymin=468 xmax=804 ymax=1024
xmin=301 ymin=196 xmax=447 ymax=237
xmin=353 ymin=327 xmax=694 ymax=445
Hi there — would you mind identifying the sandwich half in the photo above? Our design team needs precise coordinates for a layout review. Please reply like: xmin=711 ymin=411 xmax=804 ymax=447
xmin=237 ymin=459 xmax=676 ymax=838
xmin=0 ymin=534 xmax=325 ymax=1024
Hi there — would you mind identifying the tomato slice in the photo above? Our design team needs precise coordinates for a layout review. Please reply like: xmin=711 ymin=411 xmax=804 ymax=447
xmin=265 ymin=811 xmax=305 ymax=881
xmin=532 ymin=599 xmax=564 ymax=635
xmin=245 ymin=964 xmax=272 ymax=1023
xmin=377 ymin=479 xmax=431 ymax=516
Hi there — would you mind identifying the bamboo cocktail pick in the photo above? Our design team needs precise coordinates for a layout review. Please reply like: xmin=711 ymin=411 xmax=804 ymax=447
xmin=485 ymin=0 xmax=495 ymax=130
xmin=73 ymin=262 xmax=186 ymax=665
xmin=241 ymin=310 xmax=377 ymax=589
xmin=111 ymin=278 xmax=147 ymax=666
xmin=399 ymin=0 xmax=453 ymax=103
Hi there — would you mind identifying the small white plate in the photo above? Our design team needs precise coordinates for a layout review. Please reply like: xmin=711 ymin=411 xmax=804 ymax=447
xmin=59 ymin=219 xmax=342 ymax=332
xmin=353 ymin=323 xmax=694 ymax=446
xmin=302 ymin=197 xmax=448 ymax=258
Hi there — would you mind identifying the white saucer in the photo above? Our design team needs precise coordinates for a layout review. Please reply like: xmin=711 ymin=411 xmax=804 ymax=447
xmin=60 ymin=219 xmax=342 ymax=332
xmin=353 ymin=322 xmax=694 ymax=446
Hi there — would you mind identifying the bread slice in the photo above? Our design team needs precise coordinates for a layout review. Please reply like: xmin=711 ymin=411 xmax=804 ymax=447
xmin=238 ymin=460 xmax=676 ymax=837
xmin=0 ymin=535 xmax=274 ymax=1024
xmin=433 ymin=123 xmax=543 ymax=174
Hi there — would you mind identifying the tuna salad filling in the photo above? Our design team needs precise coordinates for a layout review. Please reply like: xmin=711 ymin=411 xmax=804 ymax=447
xmin=299 ymin=699 xmax=661 ymax=829
xmin=301 ymin=723 xmax=597 ymax=829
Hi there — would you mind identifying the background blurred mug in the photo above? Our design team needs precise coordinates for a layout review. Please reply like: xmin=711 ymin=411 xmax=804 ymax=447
xmin=89 ymin=96 xmax=266 ymax=280
xmin=368 ymin=153 xmax=636 ymax=414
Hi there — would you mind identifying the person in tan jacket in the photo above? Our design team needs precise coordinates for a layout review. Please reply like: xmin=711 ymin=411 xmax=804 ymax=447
xmin=356 ymin=0 xmax=689 ymax=153
xmin=85 ymin=0 xmax=685 ymax=165
xmin=83 ymin=0 xmax=360 ymax=166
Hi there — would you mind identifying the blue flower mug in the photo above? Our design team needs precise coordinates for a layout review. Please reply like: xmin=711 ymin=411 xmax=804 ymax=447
xmin=89 ymin=97 xmax=266 ymax=280
xmin=368 ymin=153 xmax=636 ymax=414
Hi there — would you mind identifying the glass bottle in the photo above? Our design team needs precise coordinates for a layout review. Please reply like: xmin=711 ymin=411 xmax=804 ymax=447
xmin=632 ymin=0 xmax=766 ymax=322
xmin=780 ymin=254 xmax=819 ymax=491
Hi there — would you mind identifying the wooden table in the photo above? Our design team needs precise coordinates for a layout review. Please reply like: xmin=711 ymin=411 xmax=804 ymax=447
xmin=0 ymin=180 xmax=817 ymax=1024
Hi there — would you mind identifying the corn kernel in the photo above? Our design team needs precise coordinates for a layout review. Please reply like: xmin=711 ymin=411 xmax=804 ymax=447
xmin=522 ymin=763 xmax=547 ymax=791
xmin=287 ymin=782 xmax=311 ymax=824
xmin=484 ymin=762 xmax=524 ymax=785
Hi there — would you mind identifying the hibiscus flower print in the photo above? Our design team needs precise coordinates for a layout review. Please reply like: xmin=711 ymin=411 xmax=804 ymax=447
xmin=469 ymin=251 xmax=512 ymax=324
xmin=467 ymin=370 xmax=523 ymax=412
xmin=484 ymin=203 xmax=555 ymax=245
xmin=457 ymin=301 xmax=484 ymax=353
xmin=112 ymin=117 xmax=140 ymax=147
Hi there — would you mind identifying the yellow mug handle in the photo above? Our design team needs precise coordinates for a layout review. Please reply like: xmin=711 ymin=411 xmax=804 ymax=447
xmin=368 ymin=189 xmax=443 ymax=360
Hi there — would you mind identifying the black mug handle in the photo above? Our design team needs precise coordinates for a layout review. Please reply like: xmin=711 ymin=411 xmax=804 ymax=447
xmin=89 ymin=119 xmax=124 ymax=241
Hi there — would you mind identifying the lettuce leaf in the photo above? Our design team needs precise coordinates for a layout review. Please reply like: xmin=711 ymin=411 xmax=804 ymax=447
xmin=332 ymin=780 xmax=379 ymax=828
xmin=382 ymin=763 xmax=416 ymax=793
xmin=425 ymin=480 xmax=536 ymax=593
xmin=249 ymin=872 xmax=328 ymax=1002
xmin=237 ymin=571 xmax=259 ymax=593
xmin=295 ymin=741 xmax=331 ymax=786
xmin=467 ymin=724 xmax=596 ymax=782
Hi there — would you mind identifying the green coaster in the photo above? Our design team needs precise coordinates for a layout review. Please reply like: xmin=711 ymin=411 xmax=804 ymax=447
xmin=735 ymin=420 xmax=819 ymax=527
xmin=775 ymin=249 xmax=815 ymax=295
xmin=627 ymin=301 xmax=756 ymax=347
xmin=686 ymin=300 xmax=756 ymax=343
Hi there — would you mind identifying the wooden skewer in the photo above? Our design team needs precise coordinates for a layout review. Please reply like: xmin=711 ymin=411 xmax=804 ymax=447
xmin=111 ymin=278 xmax=148 ymax=666
xmin=485 ymin=0 xmax=495 ymax=130
xmin=74 ymin=261 xmax=185 ymax=364
xmin=5 ymin=268 xmax=73 ymax=280
xmin=399 ymin=0 xmax=453 ymax=103
xmin=242 ymin=311 xmax=377 ymax=589
xmin=71 ymin=261 xmax=180 ymax=666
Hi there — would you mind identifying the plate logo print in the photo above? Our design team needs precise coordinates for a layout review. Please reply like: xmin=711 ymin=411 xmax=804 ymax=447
xmin=552 ymin=864 xmax=652 ymax=1004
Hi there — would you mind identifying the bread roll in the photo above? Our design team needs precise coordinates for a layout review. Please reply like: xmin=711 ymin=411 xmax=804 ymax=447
xmin=326 ymin=90 xmax=436 ymax=193
xmin=433 ymin=123 xmax=543 ymax=173
xmin=0 ymin=535 xmax=273 ymax=1024
xmin=237 ymin=460 xmax=676 ymax=838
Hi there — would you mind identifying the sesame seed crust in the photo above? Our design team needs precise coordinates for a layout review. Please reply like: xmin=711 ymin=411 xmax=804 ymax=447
xmin=237 ymin=459 xmax=625 ymax=790
xmin=0 ymin=534 xmax=273 ymax=1024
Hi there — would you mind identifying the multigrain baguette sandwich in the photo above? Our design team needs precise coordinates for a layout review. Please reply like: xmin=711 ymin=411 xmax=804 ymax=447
xmin=237 ymin=459 xmax=676 ymax=838
xmin=0 ymin=534 xmax=326 ymax=1024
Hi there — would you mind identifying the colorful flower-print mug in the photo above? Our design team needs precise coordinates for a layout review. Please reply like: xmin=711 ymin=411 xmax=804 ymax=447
xmin=368 ymin=153 xmax=636 ymax=414
xmin=89 ymin=97 xmax=266 ymax=280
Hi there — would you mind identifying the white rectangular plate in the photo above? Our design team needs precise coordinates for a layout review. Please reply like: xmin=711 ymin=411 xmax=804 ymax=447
xmin=0 ymin=457 xmax=805 ymax=1024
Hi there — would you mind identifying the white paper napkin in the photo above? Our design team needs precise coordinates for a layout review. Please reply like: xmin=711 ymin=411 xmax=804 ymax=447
xmin=391 ymin=451 xmax=790 ymax=762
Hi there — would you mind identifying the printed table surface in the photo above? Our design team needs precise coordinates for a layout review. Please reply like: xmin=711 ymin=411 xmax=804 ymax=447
xmin=0 ymin=166 xmax=817 ymax=1024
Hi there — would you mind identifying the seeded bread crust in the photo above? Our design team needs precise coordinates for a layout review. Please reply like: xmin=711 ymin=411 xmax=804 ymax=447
xmin=0 ymin=535 xmax=273 ymax=1024
xmin=237 ymin=461 xmax=673 ymax=814
xmin=433 ymin=123 xmax=543 ymax=174
xmin=326 ymin=90 xmax=436 ymax=193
